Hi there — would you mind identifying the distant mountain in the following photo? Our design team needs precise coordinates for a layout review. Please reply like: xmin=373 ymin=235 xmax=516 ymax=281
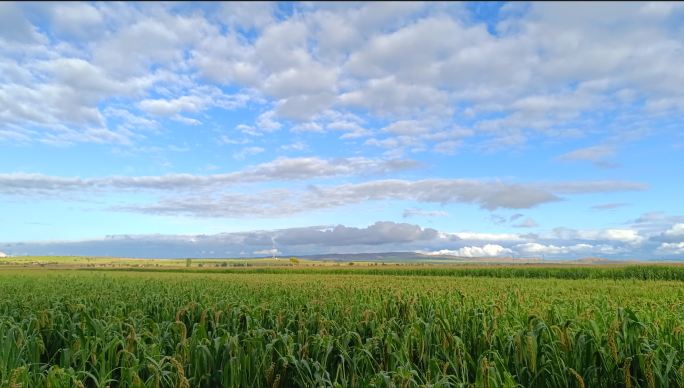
xmin=292 ymin=252 xmax=422 ymax=262
xmin=575 ymin=257 xmax=640 ymax=265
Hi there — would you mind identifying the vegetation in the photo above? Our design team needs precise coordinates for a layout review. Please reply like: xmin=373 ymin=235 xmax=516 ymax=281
xmin=91 ymin=265 xmax=684 ymax=282
xmin=1 ymin=269 xmax=683 ymax=387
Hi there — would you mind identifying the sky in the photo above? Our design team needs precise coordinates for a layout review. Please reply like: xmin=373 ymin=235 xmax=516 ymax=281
xmin=1 ymin=1 xmax=684 ymax=260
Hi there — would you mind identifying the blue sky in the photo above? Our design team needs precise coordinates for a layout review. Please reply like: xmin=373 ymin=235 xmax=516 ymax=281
xmin=1 ymin=1 xmax=684 ymax=259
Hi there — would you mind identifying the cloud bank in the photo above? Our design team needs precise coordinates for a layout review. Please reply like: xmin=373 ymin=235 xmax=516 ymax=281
xmin=3 ymin=215 xmax=682 ymax=260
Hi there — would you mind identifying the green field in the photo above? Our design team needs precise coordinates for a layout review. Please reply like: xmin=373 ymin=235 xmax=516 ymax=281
xmin=1 ymin=268 xmax=683 ymax=387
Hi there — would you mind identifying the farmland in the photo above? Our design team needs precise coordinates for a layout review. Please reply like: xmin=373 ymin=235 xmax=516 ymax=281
xmin=0 ymin=256 xmax=325 ymax=269
xmin=1 ymin=268 xmax=683 ymax=387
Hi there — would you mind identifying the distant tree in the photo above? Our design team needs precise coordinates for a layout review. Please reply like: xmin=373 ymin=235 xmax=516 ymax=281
xmin=198 ymin=263 xmax=204 ymax=267
xmin=186 ymin=258 xmax=192 ymax=267
xmin=221 ymin=262 xmax=228 ymax=267
xmin=349 ymin=262 xmax=355 ymax=266
xmin=290 ymin=257 xmax=300 ymax=265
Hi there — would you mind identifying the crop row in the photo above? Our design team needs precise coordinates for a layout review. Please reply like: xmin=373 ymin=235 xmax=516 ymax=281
xmin=91 ymin=264 xmax=684 ymax=282
xmin=0 ymin=272 xmax=683 ymax=387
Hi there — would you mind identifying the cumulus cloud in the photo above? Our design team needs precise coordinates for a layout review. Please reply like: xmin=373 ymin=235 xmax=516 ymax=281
xmin=254 ymin=249 xmax=281 ymax=255
xmin=513 ymin=243 xmax=628 ymax=256
xmin=256 ymin=111 xmax=282 ymax=132
xmin=0 ymin=221 xmax=442 ymax=257
xmin=650 ymin=224 xmax=684 ymax=243
xmin=549 ymin=227 xmax=645 ymax=244
xmin=427 ymin=245 xmax=515 ymax=258
xmin=327 ymin=121 xmax=372 ymax=138
xmin=1 ymin=1 xmax=683 ymax=153
xmin=291 ymin=122 xmax=324 ymax=133
xmin=275 ymin=221 xmax=438 ymax=246
xmin=139 ymin=88 xmax=249 ymax=123
xmin=0 ymin=219 xmax=657 ymax=259
xmin=654 ymin=243 xmax=684 ymax=255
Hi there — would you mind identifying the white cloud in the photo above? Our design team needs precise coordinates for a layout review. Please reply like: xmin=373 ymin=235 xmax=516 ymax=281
xmin=549 ymin=227 xmax=645 ymax=244
xmin=103 ymin=107 xmax=158 ymax=130
xmin=107 ymin=178 xmax=564 ymax=219
xmin=382 ymin=120 xmax=427 ymax=136
xmin=339 ymin=77 xmax=451 ymax=117
xmin=441 ymin=232 xmax=533 ymax=242
xmin=291 ymin=122 xmax=323 ymax=133
xmin=663 ymin=224 xmax=684 ymax=238
xmin=50 ymin=3 xmax=104 ymax=38
xmin=635 ymin=212 xmax=684 ymax=224
xmin=555 ymin=145 xmax=619 ymax=168
xmin=84 ymin=174 xmax=653 ymax=219
xmin=432 ymin=141 xmax=462 ymax=155
xmin=327 ymin=121 xmax=372 ymax=138
xmin=0 ymin=156 xmax=423 ymax=197
xmin=219 ymin=2 xmax=275 ymax=31
xmin=1 ymin=1 xmax=682 ymax=154
xmin=427 ymin=245 xmax=515 ymax=258
xmin=654 ymin=242 xmax=684 ymax=255
xmin=139 ymin=87 xmax=249 ymax=124
xmin=651 ymin=223 xmax=684 ymax=243
xmin=220 ymin=135 xmax=250 ymax=144
xmin=256 ymin=111 xmax=282 ymax=132
xmin=254 ymin=249 xmax=281 ymax=255
xmin=556 ymin=145 xmax=614 ymax=161
xmin=233 ymin=146 xmax=265 ymax=160
xmin=275 ymin=221 xmax=438 ymax=246
xmin=235 ymin=124 xmax=262 ymax=136
xmin=280 ymin=141 xmax=307 ymax=151
xmin=402 ymin=208 xmax=449 ymax=218
xmin=0 ymin=2 xmax=46 ymax=43
xmin=513 ymin=242 xmax=627 ymax=255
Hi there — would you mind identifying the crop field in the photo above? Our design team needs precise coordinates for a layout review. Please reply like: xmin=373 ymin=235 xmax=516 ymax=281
xmin=0 ymin=256 xmax=326 ymax=269
xmin=1 ymin=268 xmax=683 ymax=388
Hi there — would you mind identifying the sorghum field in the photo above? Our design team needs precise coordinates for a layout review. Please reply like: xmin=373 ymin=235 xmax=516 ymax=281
xmin=1 ymin=268 xmax=683 ymax=388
